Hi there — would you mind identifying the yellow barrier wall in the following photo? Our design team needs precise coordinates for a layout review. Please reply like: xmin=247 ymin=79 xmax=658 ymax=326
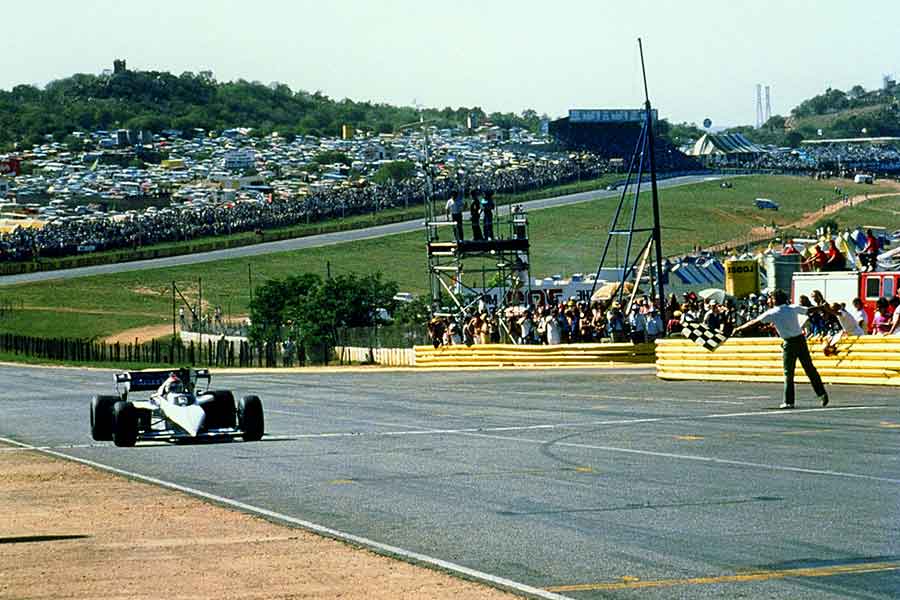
xmin=415 ymin=343 xmax=655 ymax=368
xmin=656 ymin=336 xmax=900 ymax=386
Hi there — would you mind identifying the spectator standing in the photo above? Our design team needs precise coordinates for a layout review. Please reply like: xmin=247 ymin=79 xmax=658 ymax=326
xmin=847 ymin=297 xmax=869 ymax=333
xmin=469 ymin=191 xmax=483 ymax=241
xmin=518 ymin=310 xmax=535 ymax=344
xmin=445 ymin=191 xmax=464 ymax=241
xmin=543 ymin=309 xmax=562 ymax=345
xmin=628 ymin=305 xmax=646 ymax=344
xmin=666 ymin=310 xmax=683 ymax=335
xmin=481 ymin=190 xmax=495 ymax=240
xmin=887 ymin=297 xmax=900 ymax=335
xmin=645 ymin=308 xmax=664 ymax=342
xmin=871 ymin=298 xmax=891 ymax=335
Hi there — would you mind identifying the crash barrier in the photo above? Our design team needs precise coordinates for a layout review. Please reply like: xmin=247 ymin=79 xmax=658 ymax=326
xmin=0 ymin=332 xmax=321 ymax=368
xmin=656 ymin=336 xmax=900 ymax=386
xmin=334 ymin=346 xmax=416 ymax=367
xmin=414 ymin=342 xmax=655 ymax=368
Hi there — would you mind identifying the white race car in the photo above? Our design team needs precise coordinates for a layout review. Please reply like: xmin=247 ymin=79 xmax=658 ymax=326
xmin=90 ymin=368 xmax=264 ymax=447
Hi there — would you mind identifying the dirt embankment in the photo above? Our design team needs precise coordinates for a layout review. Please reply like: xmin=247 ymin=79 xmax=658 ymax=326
xmin=102 ymin=324 xmax=174 ymax=345
xmin=708 ymin=181 xmax=900 ymax=252
xmin=0 ymin=447 xmax=517 ymax=600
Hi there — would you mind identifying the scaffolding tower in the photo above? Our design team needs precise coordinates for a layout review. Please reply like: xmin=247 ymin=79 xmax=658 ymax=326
xmin=424 ymin=197 xmax=531 ymax=321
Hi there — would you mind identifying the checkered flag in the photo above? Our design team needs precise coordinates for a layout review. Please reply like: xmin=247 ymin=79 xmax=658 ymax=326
xmin=681 ymin=322 xmax=729 ymax=352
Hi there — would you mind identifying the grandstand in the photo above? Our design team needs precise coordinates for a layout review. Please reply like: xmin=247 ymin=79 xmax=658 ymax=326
xmin=549 ymin=109 xmax=697 ymax=170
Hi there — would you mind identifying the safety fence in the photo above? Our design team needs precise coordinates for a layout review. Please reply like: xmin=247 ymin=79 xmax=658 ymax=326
xmin=656 ymin=336 xmax=900 ymax=386
xmin=335 ymin=346 xmax=416 ymax=367
xmin=415 ymin=343 xmax=656 ymax=368
xmin=0 ymin=333 xmax=301 ymax=368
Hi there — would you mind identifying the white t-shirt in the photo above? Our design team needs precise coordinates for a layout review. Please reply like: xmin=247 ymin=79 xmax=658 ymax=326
xmin=758 ymin=304 xmax=809 ymax=339
xmin=544 ymin=316 xmax=562 ymax=345
xmin=836 ymin=308 xmax=865 ymax=336
xmin=846 ymin=305 xmax=868 ymax=332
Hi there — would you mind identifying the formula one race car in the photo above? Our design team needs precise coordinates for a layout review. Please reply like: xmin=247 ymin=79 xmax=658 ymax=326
xmin=90 ymin=368 xmax=264 ymax=447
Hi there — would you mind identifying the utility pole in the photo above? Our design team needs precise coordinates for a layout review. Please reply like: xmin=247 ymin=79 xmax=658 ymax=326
xmin=639 ymin=38 xmax=667 ymax=321
xmin=198 ymin=277 xmax=202 ymax=336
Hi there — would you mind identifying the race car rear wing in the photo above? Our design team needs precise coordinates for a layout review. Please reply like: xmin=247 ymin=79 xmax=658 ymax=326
xmin=114 ymin=368 xmax=210 ymax=393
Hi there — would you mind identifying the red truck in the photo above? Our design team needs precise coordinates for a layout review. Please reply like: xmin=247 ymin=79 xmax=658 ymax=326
xmin=792 ymin=270 xmax=900 ymax=329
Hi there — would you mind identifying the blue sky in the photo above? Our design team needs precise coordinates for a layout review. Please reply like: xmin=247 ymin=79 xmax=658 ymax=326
xmin=4 ymin=0 xmax=898 ymax=126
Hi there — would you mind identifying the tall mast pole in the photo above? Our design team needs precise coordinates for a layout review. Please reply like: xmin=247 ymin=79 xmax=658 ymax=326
xmin=638 ymin=38 xmax=666 ymax=318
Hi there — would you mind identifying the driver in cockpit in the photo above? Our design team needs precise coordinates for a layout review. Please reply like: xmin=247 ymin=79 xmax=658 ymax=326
xmin=157 ymin=372 xmax=185 ymax=397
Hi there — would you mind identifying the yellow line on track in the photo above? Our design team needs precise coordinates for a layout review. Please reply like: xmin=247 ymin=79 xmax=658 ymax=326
xmin=545 ymin=561 xmax=900 ymax=592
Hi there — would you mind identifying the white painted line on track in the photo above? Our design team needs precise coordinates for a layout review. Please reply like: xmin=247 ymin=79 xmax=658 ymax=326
xmin=266 ymin=408 xmax=425 ymax=430
xmin=0 ymin=443 xmax=99 ymax=451
xmin=460 ymin=432 xmax=900 ymax=485
xmin=0 ymin=435 xmax=572 ymax=600
xmin=261 ymin=405 xmax=886 ymax=440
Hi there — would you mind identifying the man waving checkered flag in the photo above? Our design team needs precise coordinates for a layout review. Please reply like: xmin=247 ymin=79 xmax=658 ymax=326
xmin=681 ymin=322 xmax=729 ymax=352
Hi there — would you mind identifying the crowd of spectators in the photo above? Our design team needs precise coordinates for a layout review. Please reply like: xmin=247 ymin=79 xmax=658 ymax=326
xmin=708 ymin=143 xmax=900 ymax=174
xmin=427 ymin=285 xmax=900 ymax=348
xmin=0 ymin=153 xmax=610 ymax=261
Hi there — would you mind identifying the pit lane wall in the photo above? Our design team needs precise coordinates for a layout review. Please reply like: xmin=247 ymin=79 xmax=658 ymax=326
xmin=656 ymin=336 xmax=900 ymax=386
xmin=414 ymin=343 xmax=655 ymax=368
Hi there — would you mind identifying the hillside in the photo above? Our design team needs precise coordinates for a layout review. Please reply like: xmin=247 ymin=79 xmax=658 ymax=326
xmin=733 ymin=83 xmax=900 ymax=146
xmin=0 ymin=68 xmax=540 ymax=150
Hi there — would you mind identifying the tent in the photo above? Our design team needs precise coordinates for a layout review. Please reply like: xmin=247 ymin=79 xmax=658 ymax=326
xmin=687 ymin=133 xmax=766 ymax=159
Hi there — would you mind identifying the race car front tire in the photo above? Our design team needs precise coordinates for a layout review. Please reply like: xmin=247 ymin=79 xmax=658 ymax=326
xmin=201 ymin=390 xmax=237 ymax=429
xmin=238 ymin=395 xmax=264 ymax=442
xmin=112 ymin=401 xmax=138 ymax=447
xmin=90 ymin=395 xmax=119 ymax=441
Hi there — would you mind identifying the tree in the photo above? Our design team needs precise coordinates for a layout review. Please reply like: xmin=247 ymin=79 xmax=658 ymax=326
xmin=848 ymin=85 xmax=866 ymax=99
xmin=392 ymin=295 xmax=431 ymax=326
xmin=288 ymin=272 xmax=398 ymax=360
xmin=247 ymin=273 xmax=322 ymax=345
xmin=313 ymin=150 xmax=351 ymax=166
xmin=372 ymin=160 xmax=415 ymax=185
xmin=784 ymin=131 xmax=803 ymax=148
xmin=248 ymin=271 xmax=398 ymax=364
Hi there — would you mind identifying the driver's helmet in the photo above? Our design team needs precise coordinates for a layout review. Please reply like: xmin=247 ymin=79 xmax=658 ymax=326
xmin=167 ymin=373 xmax=184 ymax=394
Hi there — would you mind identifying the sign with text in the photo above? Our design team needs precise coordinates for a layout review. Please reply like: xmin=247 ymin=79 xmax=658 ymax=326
xmin=568 ymin=109 xmax=657 ymax=124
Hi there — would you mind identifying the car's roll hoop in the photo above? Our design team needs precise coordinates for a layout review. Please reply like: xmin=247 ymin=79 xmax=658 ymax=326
xmin=114 ymin=368 xmax=211 ymax=398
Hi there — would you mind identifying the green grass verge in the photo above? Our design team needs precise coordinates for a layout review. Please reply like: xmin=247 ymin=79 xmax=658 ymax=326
xmin=821 ymin=194 xmax=900 ymax=232
xmin=0 ymin=175 xmax=883 ymax=340
xmin=0 ymin=309 xmax=167 ymax=339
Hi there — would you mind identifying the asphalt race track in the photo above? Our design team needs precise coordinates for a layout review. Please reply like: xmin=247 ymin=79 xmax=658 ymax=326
xmin=2 ymin=364 xmax=898 ymax=599
xmin=0 ymin=175 xmax=717 ymax=286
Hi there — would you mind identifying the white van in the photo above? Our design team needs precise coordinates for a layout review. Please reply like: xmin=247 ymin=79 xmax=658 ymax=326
xmin=854 ymin=174 xmax=874 ymax=184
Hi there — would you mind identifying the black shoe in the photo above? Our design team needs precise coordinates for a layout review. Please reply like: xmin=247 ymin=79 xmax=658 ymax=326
xmin=778 ymin=402 xmax=795 ymax=410
xmin=819 ymin=394 xmax=829 ymax=407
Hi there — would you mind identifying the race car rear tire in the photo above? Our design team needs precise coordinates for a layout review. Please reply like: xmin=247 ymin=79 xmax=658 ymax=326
xmin=238 ymin=395 xmax=264 ymax=442
xmin=112 ymin=401 xmax=138 ymax=447
xmin=90 ymin=395 xmax=119 ymax=441
xmin=202 ymin=390 xmax=237 ymax=429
